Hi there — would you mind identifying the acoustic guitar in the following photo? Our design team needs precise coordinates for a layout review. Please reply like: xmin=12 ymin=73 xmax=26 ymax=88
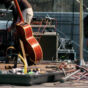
xmin=14 ymin=0 xmax=43 ymax=65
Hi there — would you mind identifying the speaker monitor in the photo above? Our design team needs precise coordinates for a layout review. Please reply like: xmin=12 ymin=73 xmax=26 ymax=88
xmin=34 ymin=32 xmax=58 ymax=61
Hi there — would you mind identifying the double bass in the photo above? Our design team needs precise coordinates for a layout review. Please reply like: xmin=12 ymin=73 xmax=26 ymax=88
xmin=14 ymin=0 xmax=43 ymax=65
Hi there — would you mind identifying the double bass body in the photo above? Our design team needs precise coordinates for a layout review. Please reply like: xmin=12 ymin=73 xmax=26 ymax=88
xmin=16 ymin=22 xmax=43 ymax=65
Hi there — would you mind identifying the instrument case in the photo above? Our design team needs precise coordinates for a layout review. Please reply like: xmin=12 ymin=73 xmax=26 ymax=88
xmin=0 ymin=71 xmax=64 ymax=85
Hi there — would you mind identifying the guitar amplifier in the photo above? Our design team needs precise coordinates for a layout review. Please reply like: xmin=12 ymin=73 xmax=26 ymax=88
xmin=34 ymin=32 xmax=58 ymax=61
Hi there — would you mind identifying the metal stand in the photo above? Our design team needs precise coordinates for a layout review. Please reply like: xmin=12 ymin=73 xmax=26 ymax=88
xmin=79 ymin=0 xmax=85 ymax=65
xmin=60 ymin=65 xmax=88 ymax=82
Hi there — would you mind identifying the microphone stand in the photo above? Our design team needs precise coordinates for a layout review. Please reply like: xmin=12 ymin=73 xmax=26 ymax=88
xmin=76 ymin=0 xmax=86 ymax=66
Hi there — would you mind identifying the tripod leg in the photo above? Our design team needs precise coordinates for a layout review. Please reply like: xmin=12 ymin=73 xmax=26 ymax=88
xmin=60 ymin=69 xmax=80 ymax=83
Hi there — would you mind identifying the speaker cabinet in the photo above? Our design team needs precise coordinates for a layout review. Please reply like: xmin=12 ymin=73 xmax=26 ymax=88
xmin=34 ymin=32 xmax=58 ymax=61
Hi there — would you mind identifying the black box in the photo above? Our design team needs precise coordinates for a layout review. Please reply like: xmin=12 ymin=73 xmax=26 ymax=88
xmin=34 ymin=32 xmax=58 ymax=61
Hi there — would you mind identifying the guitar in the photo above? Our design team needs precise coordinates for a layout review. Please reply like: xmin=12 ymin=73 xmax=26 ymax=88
xmin=14 ymin=0 xmax=43 ymax=65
